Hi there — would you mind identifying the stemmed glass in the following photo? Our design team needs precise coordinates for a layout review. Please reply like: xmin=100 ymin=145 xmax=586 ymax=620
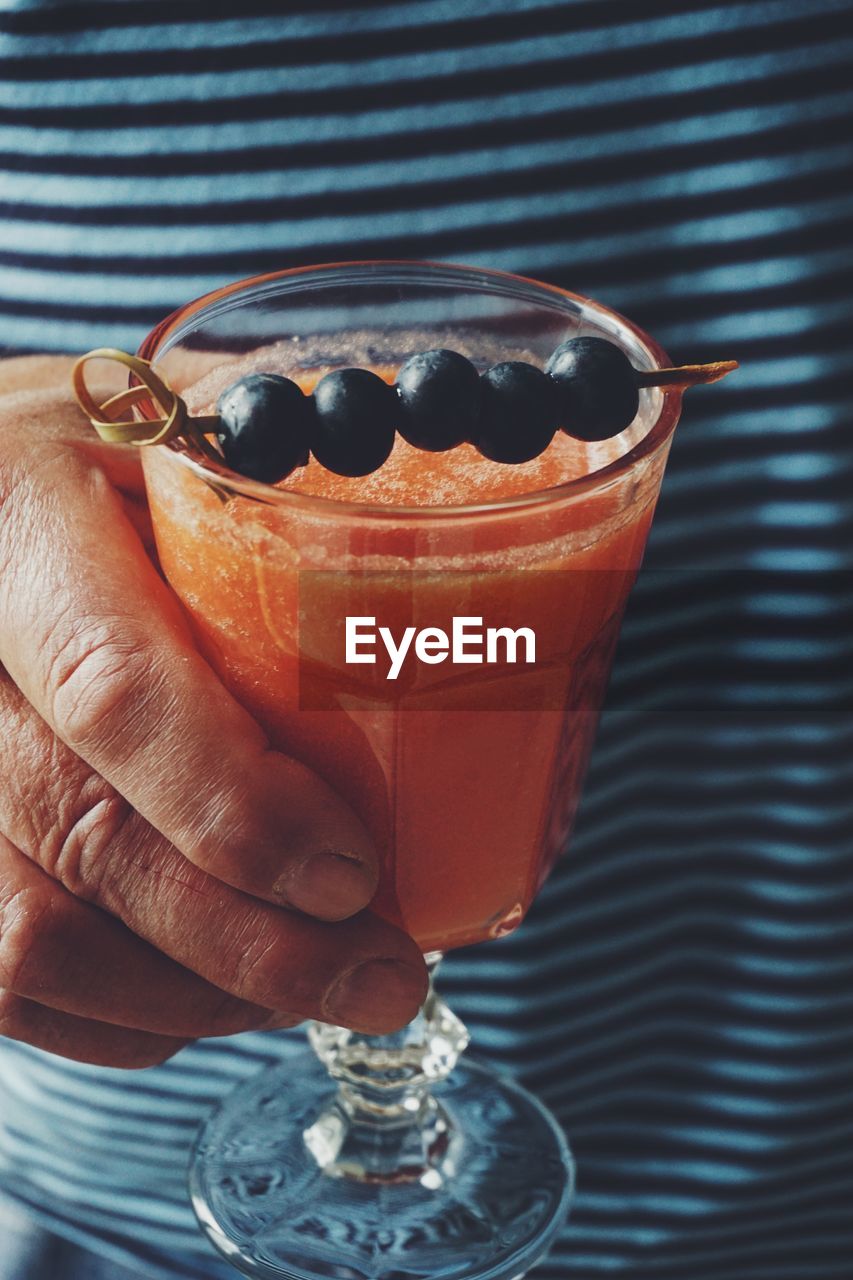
xmin=135 ymin=262 xmax=681 ymax=1280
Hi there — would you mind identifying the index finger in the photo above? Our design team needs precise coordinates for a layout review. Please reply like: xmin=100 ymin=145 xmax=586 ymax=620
xmin=0 ymin=400 xmax=378 ymax=921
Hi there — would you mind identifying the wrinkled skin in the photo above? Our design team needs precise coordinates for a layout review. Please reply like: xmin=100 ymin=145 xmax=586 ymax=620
xmin=0 ymin=356 xmax=427 ymax=1068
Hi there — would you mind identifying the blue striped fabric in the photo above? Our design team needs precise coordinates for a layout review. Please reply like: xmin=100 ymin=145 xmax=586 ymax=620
xmin=0 ymin=1 xmax=851 ymax=1276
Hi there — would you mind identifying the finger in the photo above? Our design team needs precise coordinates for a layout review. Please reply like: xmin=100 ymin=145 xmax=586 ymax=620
xmin=0 ymin=833 xmax=295 ymax=1038
xmin=0 ymin=403 xmax=379 ymax=920
xmin=0 ymin=360 xmax=220 ymax=527
xmin=1 ymin=384 xmax=145 ymax=489
xmin=0 ymin=675 xmax=428 ymax=1033
xmin=0 ymin=355 xmax=79 ymax=398
xmin=0 ymin=385 xmax=146 ymax=510
xmin=0 ymin=389 xmax=157 ymax=567
xmin=0 ymin=990 xmax=188 ymax=1069
xmin=0 ymin=386 xmax=153 ymax=549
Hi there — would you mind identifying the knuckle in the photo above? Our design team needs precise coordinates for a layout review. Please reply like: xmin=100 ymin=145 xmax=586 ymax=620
xmin=0 ymin=685 xmax=133 ymax=904
xmin=44 ymin=776 xmax=134 ymax=902
xmin=45 ymin=615 xmax=159 ymax=754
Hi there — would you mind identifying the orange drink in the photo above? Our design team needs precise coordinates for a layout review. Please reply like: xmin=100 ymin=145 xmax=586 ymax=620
xmin=140 ymin=271 xmax=678 ymax=955
xmin=126 ymin=263 xmax=695 ymax=1280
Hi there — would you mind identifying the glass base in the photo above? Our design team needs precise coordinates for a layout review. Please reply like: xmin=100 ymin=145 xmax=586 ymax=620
xmin=189 ymin=1035 xmax=573 ymax=1280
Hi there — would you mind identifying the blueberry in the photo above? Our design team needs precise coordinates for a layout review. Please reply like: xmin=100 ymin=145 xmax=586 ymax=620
xmin=395 ymin=348 xmax=481 ymax=451
xmin=545 ymin=337 xmax=639 ymax=440
xmin=311 ymin=368 xmax=397 ymax=477
xmin=475 ymin=362 xmax=558 ymax=464
xmin=216 ymin=373 xmax=311 ymax=483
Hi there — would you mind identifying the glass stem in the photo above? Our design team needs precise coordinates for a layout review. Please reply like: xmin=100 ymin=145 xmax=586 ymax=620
xmin=305 ymin=953 xmax=469 ymax=1184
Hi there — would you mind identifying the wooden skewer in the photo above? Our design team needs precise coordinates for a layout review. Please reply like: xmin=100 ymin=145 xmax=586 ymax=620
xmin=635 ymin=360 xmax=739 ymax=389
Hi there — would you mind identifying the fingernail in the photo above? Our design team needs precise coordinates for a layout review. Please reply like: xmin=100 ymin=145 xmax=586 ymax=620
xmin=280 ymin=850 xmax=377 ymax=920
xmin=322 ymin=959 xmax=427 ymax=1032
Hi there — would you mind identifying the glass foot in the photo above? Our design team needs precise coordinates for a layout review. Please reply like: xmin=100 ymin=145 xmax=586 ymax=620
xmin=189 ymin=1035 xmax=573 ymax=1280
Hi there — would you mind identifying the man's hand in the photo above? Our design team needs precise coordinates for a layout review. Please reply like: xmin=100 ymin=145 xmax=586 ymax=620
xmin=0 ymin=357 xmax=427 ymax=1068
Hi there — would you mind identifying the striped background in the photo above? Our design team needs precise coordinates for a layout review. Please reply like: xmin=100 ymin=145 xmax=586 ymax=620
xmin=0 ymin=1 xmax=852 ymax=1276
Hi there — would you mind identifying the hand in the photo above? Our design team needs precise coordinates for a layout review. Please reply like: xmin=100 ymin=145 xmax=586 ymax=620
xmin=0 ymin=357 xmax=427 ymax=1068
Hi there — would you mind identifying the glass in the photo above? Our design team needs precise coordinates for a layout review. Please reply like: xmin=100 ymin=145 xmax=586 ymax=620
xmin=137 ymin=262 xmax=682 ymax=1280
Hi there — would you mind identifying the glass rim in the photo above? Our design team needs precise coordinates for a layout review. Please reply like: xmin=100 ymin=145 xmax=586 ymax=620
xmin=136 ymin=259 xmax=683 ymax=522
